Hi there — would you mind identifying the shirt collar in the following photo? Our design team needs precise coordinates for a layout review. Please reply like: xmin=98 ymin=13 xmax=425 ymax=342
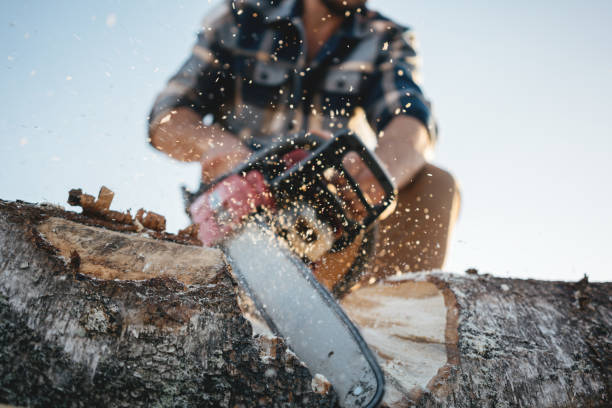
xmin=266 ymin=0 xmax=300 ymax=22
xmin=233 ymin=0 xmax=300 ymax=23
xmin=235 ymin=0 xmax=368 ymax=38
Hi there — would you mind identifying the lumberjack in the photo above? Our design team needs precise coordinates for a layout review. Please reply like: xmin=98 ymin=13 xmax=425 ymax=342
xmin=148 ymin=0 xmax=461 ymax=288
xmin=148 ymin=2 xmax=461 ymax=403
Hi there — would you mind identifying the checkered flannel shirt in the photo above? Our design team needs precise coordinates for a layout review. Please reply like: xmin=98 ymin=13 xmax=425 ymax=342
xmin=149 ymin=0 xmax=437 ymax=149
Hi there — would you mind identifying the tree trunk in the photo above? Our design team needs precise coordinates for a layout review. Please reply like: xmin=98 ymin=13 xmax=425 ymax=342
xmin=1 ymin=198 xmax=610 ymax=407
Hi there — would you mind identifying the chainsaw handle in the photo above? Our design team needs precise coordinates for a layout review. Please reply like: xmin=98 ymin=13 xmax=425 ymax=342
xmin=330 ymin=132 xmax=398 ymax=227
xmin=267 ymin=131 xmax=397 ymax=250
xmin=183 ymin=131 xmax=397 ymax=253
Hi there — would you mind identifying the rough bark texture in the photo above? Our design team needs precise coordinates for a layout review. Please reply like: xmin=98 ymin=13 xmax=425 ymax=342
xmin=421 ymin=272 xmax=611 ymax=408
xmin=0 ymin=199 xmax=335 ymax=407
xmin=1 ymin=198 xmax=611 ymax=407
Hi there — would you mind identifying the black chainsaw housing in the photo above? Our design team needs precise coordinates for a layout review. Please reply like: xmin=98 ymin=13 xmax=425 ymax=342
xmin=185 ymin=131 xmax=396 ymax=254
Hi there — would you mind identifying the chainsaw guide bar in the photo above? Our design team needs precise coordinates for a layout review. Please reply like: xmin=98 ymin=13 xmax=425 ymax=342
xmin=224 ymin=221 xmax=384 ymax=407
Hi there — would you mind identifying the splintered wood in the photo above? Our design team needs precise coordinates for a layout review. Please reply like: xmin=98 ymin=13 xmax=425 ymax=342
xmin=68 ymin=186 xmax=133 ymax=224
xmin=68 ymin=186 xmax=167 ymax=231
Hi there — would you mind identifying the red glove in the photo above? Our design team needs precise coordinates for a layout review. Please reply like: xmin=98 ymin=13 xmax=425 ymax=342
xmin=189 ymin=170 xmax=274 ymax=246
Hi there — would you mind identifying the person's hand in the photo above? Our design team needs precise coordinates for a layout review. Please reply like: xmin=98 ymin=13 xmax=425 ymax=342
xmin=309 ymin=129 xmax=386 ymax=207
xmin=199 ymin=136 xmax=252 ymax=184
xmin=189 ymin=170 xmax=274 ymax=246
xmin=340 ymin=151 xmax=386 ymax=206
xmin=148 ymin=108 xmax=252 ymax=184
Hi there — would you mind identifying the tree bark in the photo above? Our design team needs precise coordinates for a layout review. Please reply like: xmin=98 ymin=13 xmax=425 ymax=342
xmin=1 ymin=198 xmax=610 ymax=407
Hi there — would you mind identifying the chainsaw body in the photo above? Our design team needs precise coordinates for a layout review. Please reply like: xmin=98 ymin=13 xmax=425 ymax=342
xmin=187 ymin=131 xmax=397 ymax=270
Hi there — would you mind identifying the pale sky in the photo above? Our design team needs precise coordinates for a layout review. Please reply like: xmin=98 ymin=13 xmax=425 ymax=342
xmin=1 ymin=0 xmax=611 ymax=282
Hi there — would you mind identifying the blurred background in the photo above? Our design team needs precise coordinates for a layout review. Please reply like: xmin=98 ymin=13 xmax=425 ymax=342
xmin=1 ymin=0 xmax=611 ymax=281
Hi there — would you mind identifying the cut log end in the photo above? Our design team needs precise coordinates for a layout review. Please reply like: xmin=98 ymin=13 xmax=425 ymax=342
xmin=342 ymin=277 xmax=455 ymax=406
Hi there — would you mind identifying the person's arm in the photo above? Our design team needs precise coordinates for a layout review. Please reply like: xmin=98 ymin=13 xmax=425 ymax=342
xmin=374 ymin=115 xmax=430 ymax=190
xmin=362 ymin=27 xmax=437 ymax=191
xmin=149 ymin=107 xmax=251 ymax=182
xmin=147 ymin=3 xmax=251 ymax=182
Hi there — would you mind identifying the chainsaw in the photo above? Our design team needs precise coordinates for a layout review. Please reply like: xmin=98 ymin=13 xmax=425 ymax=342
xmin=184 ymin=130 xmax=396 ymax=407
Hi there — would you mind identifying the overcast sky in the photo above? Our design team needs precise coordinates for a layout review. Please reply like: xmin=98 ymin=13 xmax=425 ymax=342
xmin=1 ymin=0 xmax=611 ymax=281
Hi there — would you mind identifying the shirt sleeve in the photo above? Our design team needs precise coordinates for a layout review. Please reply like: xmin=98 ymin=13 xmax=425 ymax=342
xmin=363 ymin=28 xmax=437 ymax=143
xmin=148 ymin=3 xmax=234 ymax=127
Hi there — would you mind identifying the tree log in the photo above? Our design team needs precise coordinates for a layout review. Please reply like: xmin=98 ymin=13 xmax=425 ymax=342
xmin=0 ymin=199 xmax=335 ymax=407
xmin=1 ymin=198 xmax=611 ymax=407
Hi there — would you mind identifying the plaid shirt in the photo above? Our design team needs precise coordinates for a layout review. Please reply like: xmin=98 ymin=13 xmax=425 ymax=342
xmin=149 ymin=0 xmax=437 ymax=149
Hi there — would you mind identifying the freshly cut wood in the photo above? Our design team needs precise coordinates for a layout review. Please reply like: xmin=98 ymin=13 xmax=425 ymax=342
xmin=1 ymin=197 xmax=610 ymax=407
xmin=342 ymin=279 xmax=449 ymax=405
